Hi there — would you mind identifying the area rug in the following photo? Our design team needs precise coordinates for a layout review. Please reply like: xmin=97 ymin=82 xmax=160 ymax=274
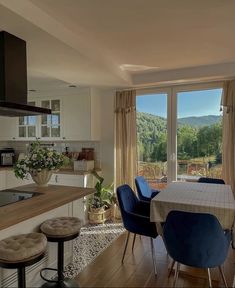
xmin=64 ymin=222 xmax=125 ymax=278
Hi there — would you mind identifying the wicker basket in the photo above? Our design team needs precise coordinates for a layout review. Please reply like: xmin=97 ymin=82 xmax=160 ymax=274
xmin=88 ymin=207 xmax=112 ymax=224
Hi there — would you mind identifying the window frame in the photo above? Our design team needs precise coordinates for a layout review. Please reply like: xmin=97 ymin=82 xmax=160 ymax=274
xmin=136 ymin=81 xmax=224 ymax=183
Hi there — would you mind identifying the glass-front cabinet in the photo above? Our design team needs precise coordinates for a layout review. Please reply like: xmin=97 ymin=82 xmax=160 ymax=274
xmin=18 ymin=101 xmax=37 ymax=138
xmin=41 ymin=99 xmax=61 ymax=138
xmin=17 ymin=99 xmax=61 ymax=140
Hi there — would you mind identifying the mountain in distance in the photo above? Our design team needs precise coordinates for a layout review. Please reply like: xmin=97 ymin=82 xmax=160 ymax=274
xmin=178 ymin=115 xmax=221 ymax=127
xmin=136 ymin=111 xmax=222 ymax=130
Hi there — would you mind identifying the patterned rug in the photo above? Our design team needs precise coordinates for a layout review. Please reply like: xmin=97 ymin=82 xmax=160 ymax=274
xmin=64 ymin=221 xmax=125 ymax=278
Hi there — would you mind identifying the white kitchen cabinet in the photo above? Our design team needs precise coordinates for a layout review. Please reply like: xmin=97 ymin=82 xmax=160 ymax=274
xmin=0 ymin=117 xmax=17 ymax=141
xmin=49 ymin=172 xmax=94 ymax=223
xmin=0 ymin=171 xmax=6 ymax=190
xmin=5 ymin=170 xmax=33 ymax=189
xmin=16 ymin=99 xmax=62 ymax=140
xmin=62 ymin=88 xmax=101 ymax=141
xmin=0 ymin=87 xmax=101 ymax=141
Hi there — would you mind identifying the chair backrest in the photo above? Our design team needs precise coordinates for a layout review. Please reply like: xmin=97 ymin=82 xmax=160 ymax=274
xmin=163 ymin=210 xmax=230 ymax=268
xmin=117 ymin=184 xmax=158 ymax=238
xmin=198 ymin=177 xmax=225 ymax=184
xmin=135 ymin=176 xmax=152 ymax=200
xmin=117 ymin=184 xmax=139 ymax=215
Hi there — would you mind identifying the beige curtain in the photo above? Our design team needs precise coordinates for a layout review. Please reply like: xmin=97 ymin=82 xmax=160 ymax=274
xmin=115 ymin=90 xmax=137 ymax=190
xmin=222 ymin=80 xmax=235 ymax=193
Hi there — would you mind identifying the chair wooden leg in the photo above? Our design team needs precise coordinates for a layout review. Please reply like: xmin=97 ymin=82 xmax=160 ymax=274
xmin=150 ymin=238 xmax=157 ymax=276
xmin=218 ymin=265 xmax=228 ymax=288
xmin=132 ymin=234 xmax=136 ymax=252
xmin=207 ymin=268 xmax=212 ymax=288
xmin=168 ymin=260 xmax=175 ymax=277
xmin=122 ymin=232 xmax=130 ymax=264
xmin=173 ymin=262 xmax=180 ymax=288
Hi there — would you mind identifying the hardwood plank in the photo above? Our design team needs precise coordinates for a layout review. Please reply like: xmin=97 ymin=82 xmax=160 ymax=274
xmin=75 ymin=231 xmax=235 ymax=287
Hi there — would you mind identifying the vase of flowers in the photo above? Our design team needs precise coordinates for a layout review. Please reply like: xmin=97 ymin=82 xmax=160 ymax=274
xmin=14 ymin=141 xmax=66 ymax=187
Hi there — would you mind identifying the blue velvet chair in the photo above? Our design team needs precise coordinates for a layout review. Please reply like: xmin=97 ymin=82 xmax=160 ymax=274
xmin=117 ymin=184 xmax=158 ymax=275
xmin=198 ymin=177 xmax=225 ymax=184
xmin=135 ymin=176 xmax=160 ymax=202
xmin=163 ymin=210 xmax=231 ymax=288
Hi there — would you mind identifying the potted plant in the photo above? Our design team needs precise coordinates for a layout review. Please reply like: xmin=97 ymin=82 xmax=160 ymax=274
xmin=88 ymin=170 xmax=116 ymax=224
xmin=14 ymin=141 xmax=67 ymax=187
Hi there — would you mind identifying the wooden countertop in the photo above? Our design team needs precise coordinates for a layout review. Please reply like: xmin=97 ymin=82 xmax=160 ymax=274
xmin=0 ymin=184 xmax=95 ymax=231
xmin=0 ymin=167 xmax=101 ymax=175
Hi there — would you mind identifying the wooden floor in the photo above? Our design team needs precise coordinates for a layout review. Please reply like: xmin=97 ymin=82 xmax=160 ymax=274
xmin=74 ymin=231 xmax=235 ymax=287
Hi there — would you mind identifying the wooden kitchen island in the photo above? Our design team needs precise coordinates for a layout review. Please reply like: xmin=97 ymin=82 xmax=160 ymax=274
xmin=0 ymin=184 xmax=95 ymax=287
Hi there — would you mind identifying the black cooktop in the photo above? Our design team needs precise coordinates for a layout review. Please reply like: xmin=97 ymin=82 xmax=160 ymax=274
xmin=0 ymin=190 xmax=41 ymax=207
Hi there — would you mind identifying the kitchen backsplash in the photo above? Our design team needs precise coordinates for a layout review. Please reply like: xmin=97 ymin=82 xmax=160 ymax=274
xmin=0 ymin=141 xmax=101 ymax=169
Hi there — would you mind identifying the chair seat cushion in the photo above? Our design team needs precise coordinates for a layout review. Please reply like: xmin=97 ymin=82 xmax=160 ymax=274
xmin=0 ymin=233 xmax=47 ymax=262
xmin=40 ymin=217 xmax=82 ymax=237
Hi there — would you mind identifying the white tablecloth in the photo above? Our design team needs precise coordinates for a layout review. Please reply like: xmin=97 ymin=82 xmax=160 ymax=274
xmin=150 ymin=182 xmax=235 ymax=235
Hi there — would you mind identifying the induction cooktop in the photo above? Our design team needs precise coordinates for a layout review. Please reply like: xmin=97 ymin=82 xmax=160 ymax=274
xmin=0 ymin=190 xmax=41 ymax=207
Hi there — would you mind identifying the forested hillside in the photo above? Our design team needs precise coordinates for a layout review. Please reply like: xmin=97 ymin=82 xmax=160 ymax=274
xmin=178 ymin=115 xmax=221 ymax=127
xmin=137 ymin=111 xmax=222 ymax=163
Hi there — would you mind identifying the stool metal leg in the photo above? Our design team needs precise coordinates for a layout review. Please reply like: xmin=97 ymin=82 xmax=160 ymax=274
xmin=18 ymin=267 xmax=26 ymax=288
xmin=58 ymin=241 xmax=64 ymax=283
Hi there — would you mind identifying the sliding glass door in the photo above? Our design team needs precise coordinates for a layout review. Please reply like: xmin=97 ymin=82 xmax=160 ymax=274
xmin=176 ymin=87 xmax=223 ymax=181
xmin=136 ymin=83 xmax=223 ymax=185
xmin=136 ymin=89 xmax=170 ymax=189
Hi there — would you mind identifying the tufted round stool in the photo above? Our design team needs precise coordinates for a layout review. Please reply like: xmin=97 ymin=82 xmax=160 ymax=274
xmin=0 ymin=233 xmax=47 ymax=288
xmin=40 ymin=217 xmax=82 ymax=288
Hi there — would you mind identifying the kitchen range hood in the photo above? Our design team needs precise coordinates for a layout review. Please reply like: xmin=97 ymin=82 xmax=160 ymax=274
xmin=0 ymin=31 xmax=51 ymax=117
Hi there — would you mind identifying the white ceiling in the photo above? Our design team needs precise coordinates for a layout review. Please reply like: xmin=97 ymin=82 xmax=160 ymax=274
xmin=0 ymin=0 xmax=235 ymax=90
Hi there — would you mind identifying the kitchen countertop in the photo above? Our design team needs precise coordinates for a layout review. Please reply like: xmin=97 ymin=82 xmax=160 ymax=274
xmin=0 ymin=184 xmax=95 ymax=231
xmin=0 ymin=167 xmax=101 ymax=175
xmin=57 ymin=168 xmax=101 ymax=175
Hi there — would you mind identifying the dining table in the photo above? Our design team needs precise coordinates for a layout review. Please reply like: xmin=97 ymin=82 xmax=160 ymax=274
xmin=150 ymin=181 xmax=235 ymax=238
xmin=150 ymin=181 xmax=235 ymax=284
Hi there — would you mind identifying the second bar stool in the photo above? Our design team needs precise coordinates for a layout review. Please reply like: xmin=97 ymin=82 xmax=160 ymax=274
xmin=40 ymin=216 xmax=82 ymax=288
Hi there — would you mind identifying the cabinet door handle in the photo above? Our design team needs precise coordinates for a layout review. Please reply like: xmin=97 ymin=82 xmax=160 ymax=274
xmin=12 ymin=137 xmax=15 ymax=140
xmin=62 ymin=137 xmax=66 ymax=140
xmin=55 ymin=175 xmax=58 ymax=183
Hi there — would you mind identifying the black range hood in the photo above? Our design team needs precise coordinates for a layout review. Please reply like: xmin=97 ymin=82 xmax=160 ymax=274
xmin=0 ymin=31 xmax=51 ymax=117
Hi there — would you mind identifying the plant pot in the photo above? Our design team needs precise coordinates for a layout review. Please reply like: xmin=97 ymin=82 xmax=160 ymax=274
xmin=113 ymin=204 xmax=122 ymax=220
xmin=88 ymin=206 xmax=112 ymax=224
xmin=30 ymin=169 xmax=53 ymax=187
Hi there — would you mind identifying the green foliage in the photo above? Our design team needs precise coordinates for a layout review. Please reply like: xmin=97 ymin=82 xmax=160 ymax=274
xmin=89 ymin=170 xmax=115 ymax=209
xmin=137 ymin=111 xmax=222 ymax=163
xmin=178 ymin=115 xmax=221 ymax=127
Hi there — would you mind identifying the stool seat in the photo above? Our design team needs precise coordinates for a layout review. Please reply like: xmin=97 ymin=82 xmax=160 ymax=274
xmin=40 ymin=216 xmax=82 ymax=237
xmin=0 ymin=233 xmax=47 ymax=263
xmin=0 ymin=233 xmax=47 ymax=288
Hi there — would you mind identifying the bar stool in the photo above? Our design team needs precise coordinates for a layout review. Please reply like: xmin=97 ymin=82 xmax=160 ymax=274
xmin=40 ymin=216 xmax=82 ymax=288
xmin=0 ymin=233 xmax=47 ymax=288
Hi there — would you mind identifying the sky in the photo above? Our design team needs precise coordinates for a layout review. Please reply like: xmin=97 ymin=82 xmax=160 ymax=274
xmin=136 ymin=88 xmax=223 ymax=118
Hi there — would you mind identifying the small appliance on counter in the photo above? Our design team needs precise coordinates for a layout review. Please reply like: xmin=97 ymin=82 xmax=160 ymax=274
xmin=0 ymin=148 xmax=15 ymax=166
